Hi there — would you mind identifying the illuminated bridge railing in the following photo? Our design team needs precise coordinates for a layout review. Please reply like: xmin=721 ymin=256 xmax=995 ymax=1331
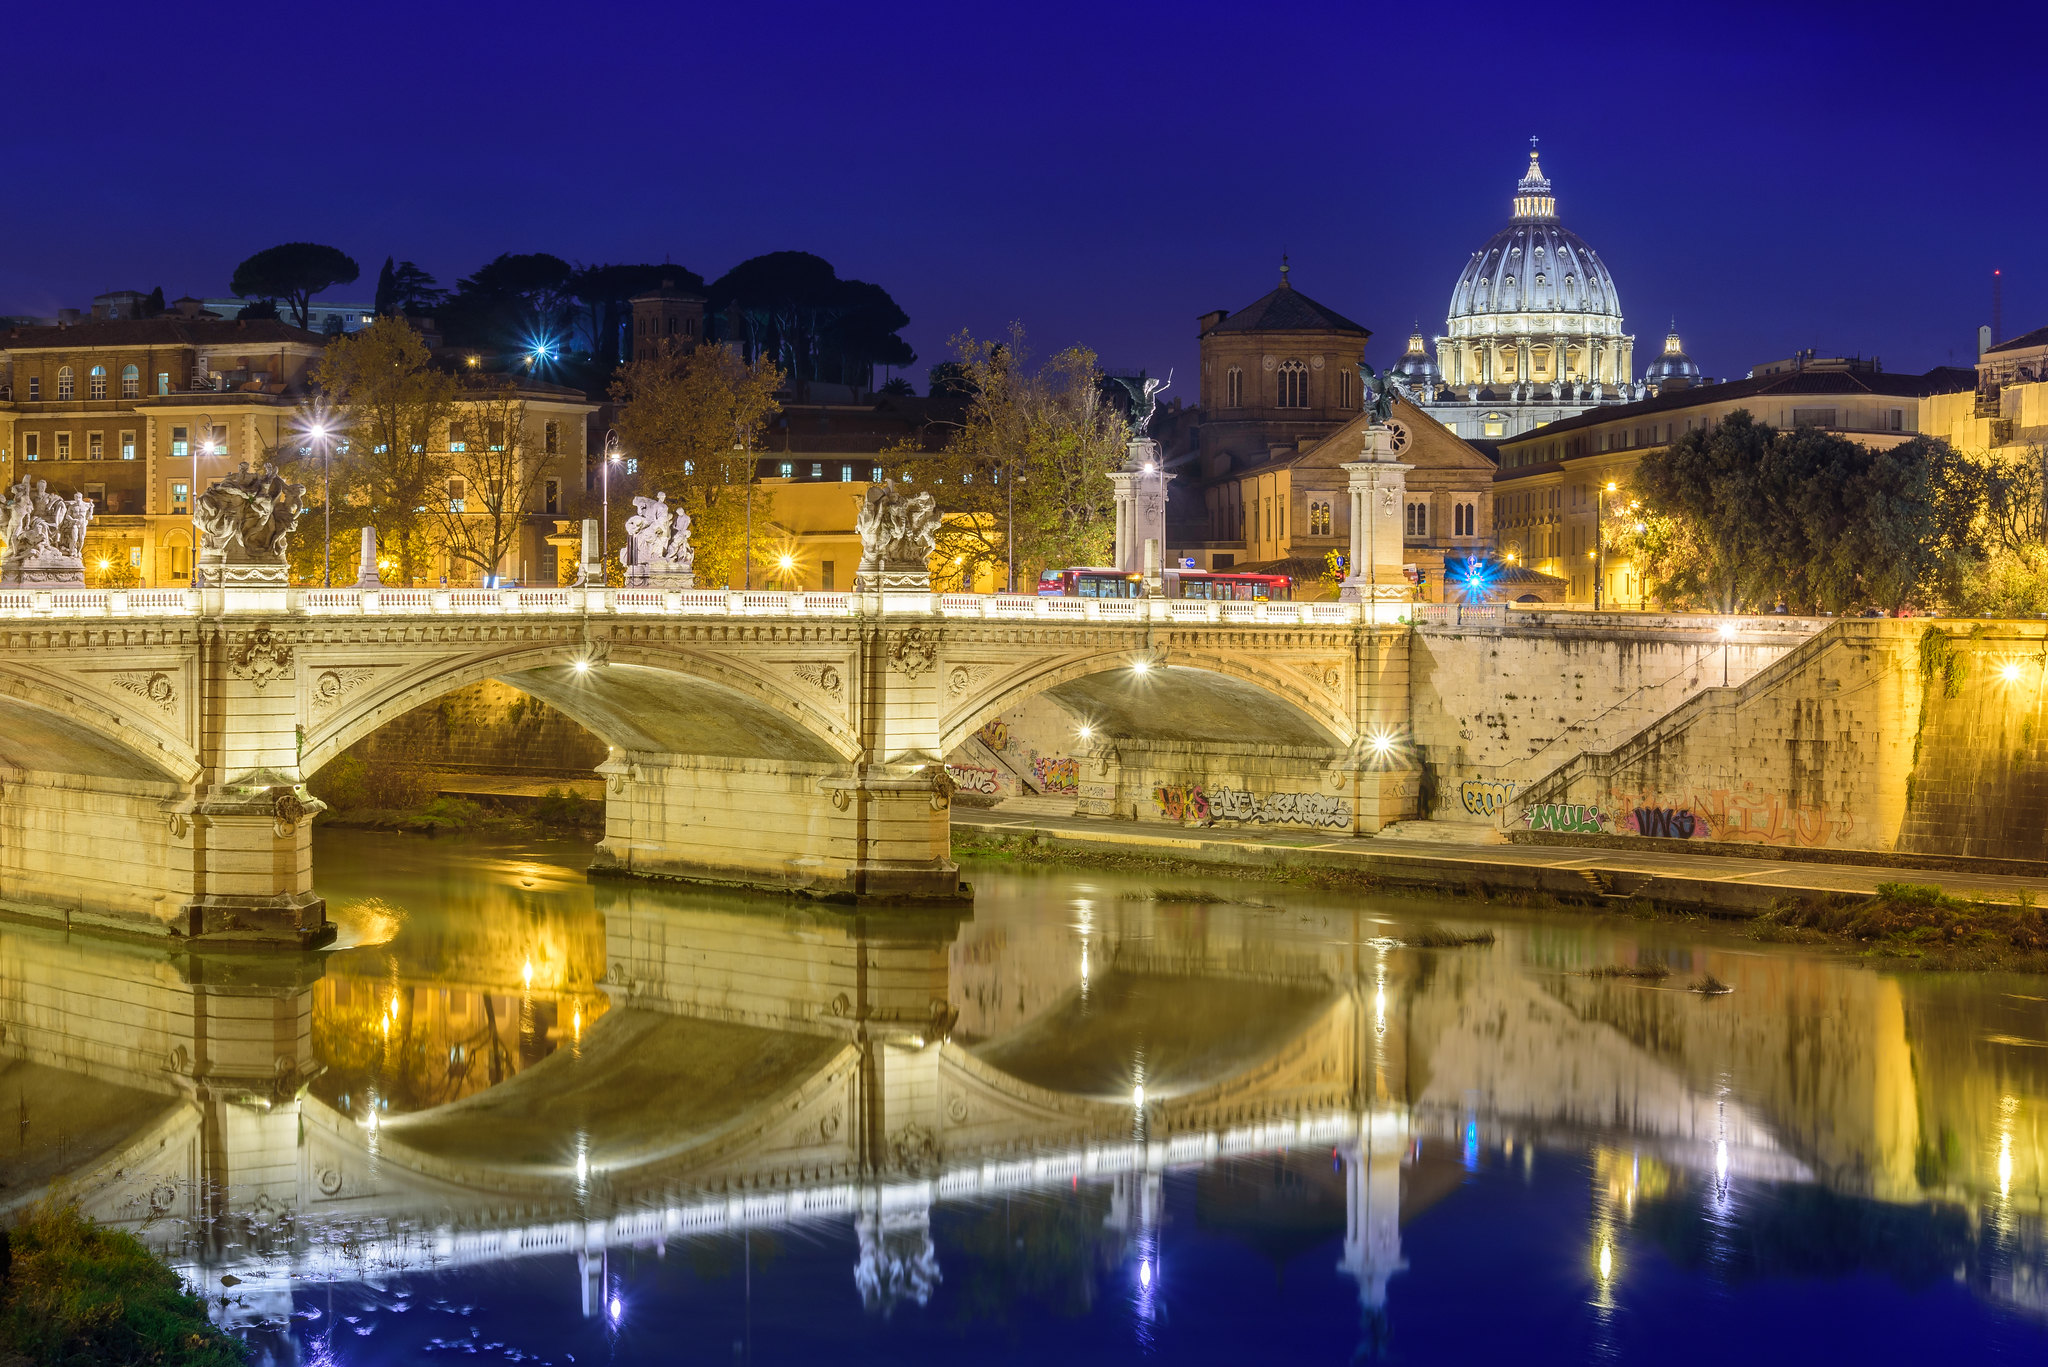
xmin=0 ymin=585 xmax=1380 ymax=626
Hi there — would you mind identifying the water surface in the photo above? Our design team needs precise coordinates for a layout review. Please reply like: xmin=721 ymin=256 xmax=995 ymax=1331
xmin=5 ymin=828 xmax=2046 ymax=1364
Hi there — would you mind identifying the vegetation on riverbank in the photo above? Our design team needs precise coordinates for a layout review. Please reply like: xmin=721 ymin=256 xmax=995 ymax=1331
xmin=1757 ymin=881 xmax=2048 ymax=972
xmin=308 ymin=754 xmax=603 ymax=835
xmin=0 ymin=1202 xmax=244 ymax=1366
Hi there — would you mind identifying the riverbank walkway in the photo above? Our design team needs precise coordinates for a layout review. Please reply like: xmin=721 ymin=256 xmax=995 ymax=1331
xmin=952 ymin=809 xmax=2048 ymax=915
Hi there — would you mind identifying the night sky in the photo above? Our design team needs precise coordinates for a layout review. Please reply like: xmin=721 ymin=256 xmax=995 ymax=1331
xmin=5 ymin=2 xmax=2039 ymax=388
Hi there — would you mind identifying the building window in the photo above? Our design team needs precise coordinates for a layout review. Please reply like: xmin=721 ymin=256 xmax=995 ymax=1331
xmin=822 ymin=560 xmax=836 ymax=592
xmin=540 ymin=544 xmax=559 ymax=582
xmin=544 ymin=420 xmax=560 ymax=455
xmin=1276 ymin=359 xmax=1308 ymax=408
xmin=871 ymin=464 xmax=883 ymax=481
xmin=1338 ymin=368 xmax=1353 ymax=408
xmin=1888 ymin=408 xmax=1904 ymax=431
xmin=1454 ymin=502 xmax=1478 ymax=537
xmin=171 ymin=481 xmax=188 ymax=513
xmin=27 ymin=377 xmax=38 ymax=400
xmin=449 ymin=423 xmax=467 ymax=453
xmin=171 ymin=426 xmax=189 ymax=458
xmin=447 ymin=477 xmax=466 ymax=512
xmin=88 ymin=431 xmax=104 ymax=460
xmin=84 ymin=482 xmax=105 ymax=511
xmin=841 ymin=464 xmax=853 ymax=482
xmin=1482 ymin=412 xmax=1508 ymax=439
xmin=57 ymin=367 xmax=74 ymax=400
xmin=811 ymin=463 xmax=823 ymax=478
xmin=1225 ymin=366 xmax=1243 ymax=408
xmin=1406 ymin=501 xmax=1428 ymax=538
xmin=543 ymin=478 xmax=560 ymax=514
xmin=120 ymin=430 xmax=136 ymax=460
xmin=779 ymin=461 xmax=794 ymax=478
xmin=1310 ymin=500 xmax=1332 ymax=536
xmin=22 ymin=433 xmax=37 ymax=460
xmin=1792 ymin=408 xmax=1837 ymax=428
xmin=55 ymin=433 xmax=71 ymax=460
xmin=89 ymin=365 xmax=107 ymax=399
xmin=121 ymin=364 xmax=139 ymax=398
xmin=156 ymin=372 xmax=169 ymax=395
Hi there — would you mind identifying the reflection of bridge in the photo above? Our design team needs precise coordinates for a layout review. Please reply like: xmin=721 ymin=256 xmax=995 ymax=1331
xmin=0 ymin=586 xmax=1414 ymax=946
xmin=10 ymin=883 xmax=2039 ymax=1325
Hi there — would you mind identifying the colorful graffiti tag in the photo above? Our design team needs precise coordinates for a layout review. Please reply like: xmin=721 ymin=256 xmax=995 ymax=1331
xmin=1032 ymin=755 xmax=1079 ymax=794
xmin=1609 ymin=785 xmax=1849 ymax=847
xmin=945 ymin=763 xmax=1000 ymax=796
xmin=1523 ymin=803 xmax=1607 ymax=833
xmin=1459 ymin=779 xmax=1517 ymax=817
xmin=976 ymin=719 xmax=1010 ymax=752
xmin=1150 ymin=783 xmax=1352 ymax=830
xmin=1627 ymin=807 xmax=1700 ymax=839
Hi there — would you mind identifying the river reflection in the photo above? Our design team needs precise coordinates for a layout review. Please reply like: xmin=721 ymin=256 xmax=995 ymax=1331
xmin=3 ymin=830 xmax=2047 ymax=1363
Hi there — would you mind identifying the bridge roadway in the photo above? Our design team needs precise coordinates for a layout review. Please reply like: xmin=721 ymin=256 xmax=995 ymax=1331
xmin=0 ymin=583 xmax=1414 ymax=947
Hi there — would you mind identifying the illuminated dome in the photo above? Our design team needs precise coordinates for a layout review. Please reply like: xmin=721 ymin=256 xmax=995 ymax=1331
xmin=1389 ymin=325 xmax=1440 ymax=389
xmin=1642 ymin=324 xmax=1702 ymax=389
xmin=1446 ymin=148 xmax=1622 ymax=324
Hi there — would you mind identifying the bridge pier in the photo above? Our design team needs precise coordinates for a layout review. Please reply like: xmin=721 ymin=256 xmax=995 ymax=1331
xmin=589 ymin=752 xmax=962 ymax=901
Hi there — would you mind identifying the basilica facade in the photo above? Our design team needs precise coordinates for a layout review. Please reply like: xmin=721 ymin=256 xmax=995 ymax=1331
xmin=1399 ymin=144 xmax=1646 ymax=440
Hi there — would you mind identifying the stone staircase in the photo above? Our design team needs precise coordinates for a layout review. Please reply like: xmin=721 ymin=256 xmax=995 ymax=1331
xmin=988 ymin=795 xmax=1079 ymax=819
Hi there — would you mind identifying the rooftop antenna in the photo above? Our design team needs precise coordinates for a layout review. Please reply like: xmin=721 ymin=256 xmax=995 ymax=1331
xmin=1994 ymin=268 xmax=2003 ymax=345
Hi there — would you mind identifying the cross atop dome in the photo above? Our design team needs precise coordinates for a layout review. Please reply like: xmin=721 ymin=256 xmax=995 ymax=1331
xmin=1513 ymin=138 xmax=1555 ymax=220
xmin=1279 ymin=252 xmax=1291 ymax=288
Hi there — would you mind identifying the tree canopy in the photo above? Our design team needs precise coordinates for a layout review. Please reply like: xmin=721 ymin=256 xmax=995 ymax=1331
xmin=374 ymin=257 xmax=445 ymax=317
xmin=230 ymin=242 xmax=361 ymax=330
xmin=569 ymin=263 xmax=700 ymax=371
xmin=707 ymin=251 xmax=914 ymax=392
xmin=440 ymin=252 xmax=577 ymax=351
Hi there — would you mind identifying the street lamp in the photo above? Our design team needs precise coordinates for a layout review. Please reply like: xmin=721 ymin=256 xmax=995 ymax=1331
xmin=1593 ymin=479 xmax=1617 ymax=611
xmin=601 ymin=429 xmax=621 ymax=583
xmin=192 ymin=412 xmax=213 ymax=586
xmin=308 ymin=421 xmax=332 ymax=586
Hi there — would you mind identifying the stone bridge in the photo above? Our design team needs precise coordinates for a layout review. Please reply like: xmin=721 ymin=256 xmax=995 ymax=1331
xmin=0 ymin=583 xmax=1413 ymax=946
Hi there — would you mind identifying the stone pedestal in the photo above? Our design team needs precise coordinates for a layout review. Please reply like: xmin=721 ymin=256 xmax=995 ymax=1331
xmin=1338 ymin=426 xmax=1413 ymax=617
xmin=355 ymin=526 xmax=380 ymax=588
xmin=1108 ymin=440 xmax=1173 ymax=581
xmin=0 ymin=548 xmax=86 ymax=587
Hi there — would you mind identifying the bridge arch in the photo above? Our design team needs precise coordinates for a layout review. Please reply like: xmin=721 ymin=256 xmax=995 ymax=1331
xmin=0 ymin=661 xmax=197 ymax=784
xmin=300 ymin=639 xmax=862 ymax=779
xmin=939 ymin=648 xmax=1352 ymax=759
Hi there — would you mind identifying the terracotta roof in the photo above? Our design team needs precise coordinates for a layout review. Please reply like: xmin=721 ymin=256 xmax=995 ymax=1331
xmin=0 ymin=317 xmax=326 ymax=351
xmin=1208 ymin=282 xmax=1367 ymax=335
xmin=1495 ymin=365 xmax=1977 ymax=447
xmin=1985 ymin=324 xmax=2048 ymax=356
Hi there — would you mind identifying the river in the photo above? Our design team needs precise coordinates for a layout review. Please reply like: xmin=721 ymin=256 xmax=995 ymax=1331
xmin=5 ymin=828 xmax=2047 ymax=1364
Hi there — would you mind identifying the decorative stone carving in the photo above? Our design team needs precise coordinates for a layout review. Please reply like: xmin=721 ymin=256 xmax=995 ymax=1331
xmin=889 ymin=627 xmax=938 ymax=679
xmin=311 ymin=667 xmax=375 ymax=709
xmin=621 ymin=491 xmax=695 ymax=587
xmin=229 ymin=626 xmax=294 ymax=688
xmin=791 ymin=662 xmax=844 ymax=698
xmin=927 ymin=767 xmax=954 ymax=812
xmin=854 ymin=482 xmax=941 ymax=592
xmin=946 ymin=663 xmax=995 ymax=696
xmin=0 ymin=476 xmax=94 ymax=586
xmin=889 ymin=1122 xmax=939 ymax=1176
xmin=111 ymin=670 xmax=176 ymax=715
xmin=272 ymin=788 xmax=308 ymax=836
xmin=855 ymin=1206 xmax=941 ymax=1313
xmin=196 ymin=462 xmax=305 ymax=567
xmin=1109 ymin=372 xmax=1170 ymax=438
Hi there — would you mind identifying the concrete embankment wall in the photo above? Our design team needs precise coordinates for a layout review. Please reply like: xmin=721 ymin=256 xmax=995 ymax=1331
xmin=1513 ymin=620 xmax=1934 ymax=854
xmin=350 ymin=679 xmax=607 ymax=777
xmin=0 ymin=768 xmax=183 ymax=937
xmin=1409 ymin=612 xmax=1822 ymax=824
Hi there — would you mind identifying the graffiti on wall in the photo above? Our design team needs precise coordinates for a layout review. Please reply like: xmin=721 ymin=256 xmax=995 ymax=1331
xmin=1609 ymin=784 xmax=1849 ymax=847
xmin=1459 ymin=779 xmax=1517 ymax=817
xmin=945 ymin=763 xmax=1000 ymax=796
xmin=976 ymin=719 xmax=1010 ymax=752
xmin=1523 ymin=803 xmax=1607 ymax=833
xmin=1033 ymin=755 xmax=1079 ymax=795
xmin=1151 ymin=783 xmax=1353 ymax=830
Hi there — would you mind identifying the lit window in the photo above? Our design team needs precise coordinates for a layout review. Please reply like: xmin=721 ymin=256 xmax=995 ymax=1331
xmin=156 ymin=372 xmax=169 ymax=395
xmin=120 ymin=430 xmax=136 ymax=460
xmin=841 ymin=464 xmax=853 ymax=481
xmin=57 ymin=366 xmax=74 ymax=400
xmin=171 ymin=481 xmax=189 ymax=512
xmin=55 ymin=432 xmax=71 ymax=460
xmin=447 ymin=477 xmax=466 ymax=512
xmin=27 ymin=377 xmax=39 ymax=400
xmin=88 ymin=431 xmax=103 ymax=459
xmin=811 ymin=463 xmax=822 ymax=478
xmin=121 ymin=364 xmax=139 ymax=398
xmin=625 ymin=457 xmax=638 ymax=475
xmin=171 ymin=426 xmax=189 ymax=458
xmin=89 ymin=365 xmax=107 ymax=399
xmin=779 ymin=461 xmax=794 ymax=478
xmin=22 ymin=433 xmax=37 ymax=460
xmin=870 ymin=465 xmax=883 ymax=481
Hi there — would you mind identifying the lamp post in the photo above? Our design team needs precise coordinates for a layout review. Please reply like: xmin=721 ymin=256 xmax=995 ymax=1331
xmin=309 ymin=422 xmax=332 ymax=586
xmin=192 ymin=412 xmax=212 ymax=586
xmin=601 ymin=429 xmax=620 ymax=583
xmin=1593 ymin=478 xmax=1616 ymax=611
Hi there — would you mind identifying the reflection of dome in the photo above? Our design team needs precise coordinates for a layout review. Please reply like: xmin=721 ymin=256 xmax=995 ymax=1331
xmin=1447 ymin=147 xmax=1623 ymax=323
xmin=1390 ymin=326 xmax=1440 ymax=388
xmin=1642 ymin=324 xmax=1702 ymax=388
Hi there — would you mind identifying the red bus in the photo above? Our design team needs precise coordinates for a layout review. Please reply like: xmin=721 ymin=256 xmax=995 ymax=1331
xmin=1037 ymin=567 xmax=1294 ymax=602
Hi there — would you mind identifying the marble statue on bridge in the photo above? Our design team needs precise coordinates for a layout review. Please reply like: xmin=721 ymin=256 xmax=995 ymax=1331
xmin=855 ymin=480 xmax=942 ymax=592
xmin=0 ymin=475 xmax=95 ymax=586
xmin=621 ymin=491 xmax=695 ymax=588
xmin=196 ymin=462 xmax=306 ymax=578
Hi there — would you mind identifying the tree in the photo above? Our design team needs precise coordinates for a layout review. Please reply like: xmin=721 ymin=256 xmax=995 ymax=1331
xmin=919 ymin=325 xmax=1127 ymax=589
xmin=386 ymin=261 xmax=446 ymax=316
xmin=441 ymin=252 xmax=575 ymax=350
xmin=569 ymin=263 xmax=700 ymax=370
xmin=314 ymin=317 xmax=457 ymax=583
xmin=143 ymin=286 xmax=165 ymax=317
xmin=610 ymin=342 xmax=785 ymax=588
xmin=707 ymin=252 xmax=914 ymax=391
xmin=427 ymin=381 xmax=553 ymax=583
xmin=230 ymin=242 xmax=361 ymax=330
xmin=373 ymin=256 xmax=398 ymax=315
xmin=1627 ymin=411 xmax=1781 ymax=612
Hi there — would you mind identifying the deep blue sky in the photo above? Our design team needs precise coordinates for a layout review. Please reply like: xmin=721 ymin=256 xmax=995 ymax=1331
xmin=4 ymin=2 xmax=2039 ymax=388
